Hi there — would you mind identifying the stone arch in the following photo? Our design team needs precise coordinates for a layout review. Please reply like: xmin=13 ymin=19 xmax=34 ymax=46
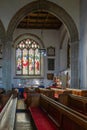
xmin=7 ymin=0 xmax=79 ymax=88
xmin=7 ymin=0 xmax=79 ymax=42
xmin=0 ymin=20 xmax=5 ymax=41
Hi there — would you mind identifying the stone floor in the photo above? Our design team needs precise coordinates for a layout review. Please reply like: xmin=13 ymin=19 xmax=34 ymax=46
xmin=14 ymin=99 xmax=34 ymax=130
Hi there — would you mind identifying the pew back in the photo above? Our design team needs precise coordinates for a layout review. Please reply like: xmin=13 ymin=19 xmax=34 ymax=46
xmin=58 ymin=93 xmax=87 ymax=115
xmin=0 ymin=94 xmax=17 ymax=130
xmin=68 ymin=94 xmax=87 ymax=114
xmin=39 ymin=88 xmax=54 ymax=98
xmin=43 ymin=94 xmax=87 ymax=130
xmin=28 ymin=94 xmax=87 ymax=130
xmin=66 ymin=88 xmax=87 ymax=96
xmin=50 ymin=88 xmax=72 ymax=98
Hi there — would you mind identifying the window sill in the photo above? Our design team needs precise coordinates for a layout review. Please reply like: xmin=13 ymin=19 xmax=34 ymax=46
xmin=13 ymin=76 xmax=44 ymax=79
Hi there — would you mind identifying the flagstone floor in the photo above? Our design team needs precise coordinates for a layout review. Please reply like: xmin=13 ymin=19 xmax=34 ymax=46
xmin=14 ymin=99 xmax=34 ymax=130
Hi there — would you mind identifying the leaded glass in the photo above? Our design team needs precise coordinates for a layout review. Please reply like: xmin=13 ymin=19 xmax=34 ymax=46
xmin=16 ymin=48 xmax=22 ymax=74
xmin=29 ymin=49 xmax=34 ymax=75
xmin=35 ymin=49 xmax=40 ymax=75
xmin=16 ymin=38 xmax=41 ymax=76
xmin=22 ymin=48 xmax=28 ymax=75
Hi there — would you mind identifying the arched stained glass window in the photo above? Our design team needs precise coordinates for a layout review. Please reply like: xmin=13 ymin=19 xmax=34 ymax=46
xmin=16 ymin=38 xmax=41 ymax=76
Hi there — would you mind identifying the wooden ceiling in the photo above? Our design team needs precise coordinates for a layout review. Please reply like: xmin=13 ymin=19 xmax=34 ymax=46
xmin=17 ymin=10 xmax=62 ymax=29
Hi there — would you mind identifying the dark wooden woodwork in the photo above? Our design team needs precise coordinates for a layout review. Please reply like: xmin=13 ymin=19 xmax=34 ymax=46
xmin=27 ymin=94 xmax=87 ymax=130
xmin=0 ymin=93 xmax=11 ymax=107
xmin=39 ymin=88 xmax=54 ymax=98
xmin=50 ymin=88 xmax=72 ymax=98
xmin=58 ymin=93 xmax=87 ymax=115
xmin=66 ymin=88 xmax=87 ymax=96
xmin=17 ymin=10 xmax=62 ymax=29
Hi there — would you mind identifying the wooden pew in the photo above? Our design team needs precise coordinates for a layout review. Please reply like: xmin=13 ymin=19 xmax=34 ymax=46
xmin=50 ymin=88 xmax=72 ymax=99
xmin=0 ymin=88 xmax=5 ymax=94
xmin=23 ymin=87 xmax=54 ymax=99
xmin=66 ymin=88 xmax=87 ymax=96
xmin=0 ymin=94 xmax=17 ymax=130
xmin=0 ymin=89 xmax=18 ymax=112
xmin=68 ymin=94 xmax=87 ymax=115
xmin=0 ymin=94 xmax=12 ymax=119
xmin=39 ymin=88 xmax=54 ymax=98
xmin=28 ymin=94 xmax=87 ymax=130
xmin=0 ymin=93 xmax=11 ymax=112
xmin=29 ymin=94 xmax=59 ymax=130
xmin=24 ymin=88 xmax=54 ymax=108
xmin=58 ymin=93 xmax=87 ymax=115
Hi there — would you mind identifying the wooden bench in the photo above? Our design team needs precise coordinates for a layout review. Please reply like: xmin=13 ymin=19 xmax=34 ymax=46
xmin=39 ymin=88 xmax=54 ymax=98
xmin=24 ymin=88 xmax=54 ymax=98
xmin=27 ymin=94 xmax=87 ymax=130
xmin=58 ymin=93 xmax=87 ymax=115
xmin=29 ymin=107 xmax=58 ymax=130
xmin=68 ymin=94 xmax=87 ymax=115
xmin=0 ymin=89 xmax=18 ymax=112
xmin=29 ymin=94 xmax=59 ymax=130
xmin=0 ymin=94 xmax=17 ymax=130
xmin=0 ymin=93 xmax=11 ymax=112
xmin=50 ymin=88 xmax=72 ymax=99
xmin=66 ymin=88 xmax=87 ymax=96
xmin=24 ymin=88 xmax=54 ymax=108
xmin=0 ymin=88 xmax=5 ymax=94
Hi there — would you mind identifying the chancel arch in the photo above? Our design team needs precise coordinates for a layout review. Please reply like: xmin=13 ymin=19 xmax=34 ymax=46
xmin=6 ymin=0 xmax=79 ymax=88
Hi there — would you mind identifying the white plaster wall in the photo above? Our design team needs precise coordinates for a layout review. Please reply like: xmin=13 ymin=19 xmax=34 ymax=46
xmin=59 ymin=39 xmax=67 ymax=71
xmin=0 ymin=0 xmax=80 ymax=32
xmin=49 ymin=0 xmax=80 ymax=32
xmin=58 ymin=25 xmax=69 ymax=72
xmin=0 ymin=0 xmax=34 ymax=30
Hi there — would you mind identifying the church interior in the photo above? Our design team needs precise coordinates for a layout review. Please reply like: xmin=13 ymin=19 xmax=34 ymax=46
xmin=0 ymin=0 xmax=87 ymax=130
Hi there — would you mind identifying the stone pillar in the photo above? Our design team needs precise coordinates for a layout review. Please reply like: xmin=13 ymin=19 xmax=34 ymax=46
xmin=2 ymin=37 xmax=12 ymax=90
xmin=70 ymin=41 xmax=79 ymax=88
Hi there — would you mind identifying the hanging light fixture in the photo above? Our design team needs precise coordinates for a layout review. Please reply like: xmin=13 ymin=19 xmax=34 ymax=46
xmin=38 ymin=0 xmax=46 ymax=56
xmin=39 ymin=28 xmax=46 ymax=56
xmin=39 ymin=48 xmax=46 ymax=56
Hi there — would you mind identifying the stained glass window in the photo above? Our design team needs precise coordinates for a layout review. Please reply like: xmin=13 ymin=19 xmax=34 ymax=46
xmin=16 ymin=38 xmax=41 ymax=76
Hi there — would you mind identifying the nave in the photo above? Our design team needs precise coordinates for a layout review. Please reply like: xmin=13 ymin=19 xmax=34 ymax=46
xmin=0 ymin=88 xmax=87 ymax=130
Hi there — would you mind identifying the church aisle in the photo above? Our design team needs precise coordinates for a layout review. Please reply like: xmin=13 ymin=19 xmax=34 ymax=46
xmin=14 ymin=99 xmax=34 ymax=130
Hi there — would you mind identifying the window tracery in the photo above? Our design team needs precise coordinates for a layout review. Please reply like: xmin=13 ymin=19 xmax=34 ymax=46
xmin=16 ymin=38 xmax=41 ymax=76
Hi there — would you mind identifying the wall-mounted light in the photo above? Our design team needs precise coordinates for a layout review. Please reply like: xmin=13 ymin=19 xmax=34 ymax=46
xmin=39 ymin=48 xmax=46 ymax=56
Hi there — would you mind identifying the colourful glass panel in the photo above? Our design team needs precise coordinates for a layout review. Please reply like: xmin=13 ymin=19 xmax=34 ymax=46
xmin=16 ymin=48 xmax=22 ymax=74
xmin=16 ymin=38 xmax=41 ymax=76
xmin=22 ymin=48 xmax=28 ymax=75
xmin=35 ymin=49 xmax=40 ymax=75
xmin=29 ymin=49 xmax=34 ymax=75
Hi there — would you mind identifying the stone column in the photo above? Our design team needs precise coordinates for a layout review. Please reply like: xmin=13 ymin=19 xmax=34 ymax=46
xmin=2 ymin=37 xmax=12 ymax=90
xmin=70 ymin=41 xmax=79 ymax=88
